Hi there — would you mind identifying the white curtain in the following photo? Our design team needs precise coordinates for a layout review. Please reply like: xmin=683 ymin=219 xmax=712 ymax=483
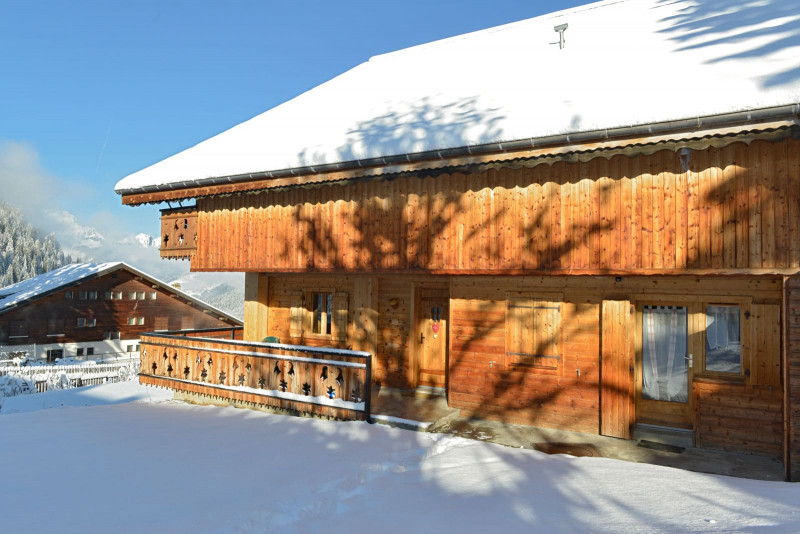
xmin=642 ymin=306 xmax=688 ymax=403
xmin=706 ymin=306 xmax=741 ymax=373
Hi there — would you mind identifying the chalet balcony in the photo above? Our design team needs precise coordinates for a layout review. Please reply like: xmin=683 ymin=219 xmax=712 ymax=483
xmin=138 ymin=330 xmax=372 ymax=421
xmin=160 ymin=206 xmax=198 ymax=259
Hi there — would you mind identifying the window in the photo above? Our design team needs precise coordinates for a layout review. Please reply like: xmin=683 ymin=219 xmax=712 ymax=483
xmin=311 ymin=292 xmax=333 ymax=335
xmin=87 ymin=318 xmax=96 ymax=327
xmin=137 ymin=291 xmax=145 ymax=300
xmin=106 ymin=291 xmax=123 ymax=300
xmin=46 ymin=349 xmax=63 ymax=363
xmin=105 ymin=291 xmax=112 ymax=300
xmin=88 ymin=291 xmax=97 ymax=300
xmin=9 ymin=320 xmax=28 ymax=338
xmin=47 ymin=318 xmax=65 ymax=336
xmin=136 ymin=317 xmax=144 ymax=326
xmin=642 ymin=305 xmax=689 ymax=402
xmin=76 ymin=348 xmax=84 ymax=356
xmin=289 ymin=291 xmax=348 ymax=340
xmin=127 ymin=317 xmax=136 ymax=326
xmin=86 ymin=347 xmax=94 ymax=356
xmin=136 ymin=344 xmax=140 ymax=352
xmin=128 ymin=292 xmax=137 ymax=300
xmin=505 ymin=294 xmax=562 ymax=373
xmin=104 ymin=331 xmax=120 ymax=340
xmin=77 ymin=318 xmax=87 ymax=327
xmin=78 ymin=291 xmax=88 ymax=300
xmin=705 ymin=305 xmax=741 ymax=374
xmin=65 ymin=291 xmax=73 ymax=300
xmin=149 ymin=291 xmax=157 ymax=300
xmin=127 ymin=345 xmax=136 ymax=353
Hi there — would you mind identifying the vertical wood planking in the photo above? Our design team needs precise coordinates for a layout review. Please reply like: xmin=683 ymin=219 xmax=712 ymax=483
xmin=191 ymin=140 xmax=800 ymax=273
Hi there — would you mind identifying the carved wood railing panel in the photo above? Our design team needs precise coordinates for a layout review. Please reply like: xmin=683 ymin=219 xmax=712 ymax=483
xmin=138 ymin=333 xmax=371 ymax=421
xmin=160 ymin=207 xmax=198 ymax=259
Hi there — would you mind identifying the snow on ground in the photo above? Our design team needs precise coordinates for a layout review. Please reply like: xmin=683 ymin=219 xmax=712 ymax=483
xmin=1 ymin=383 xmax=798 ymax=533
xmin=0 ymin=379 xmax=172 ymax=414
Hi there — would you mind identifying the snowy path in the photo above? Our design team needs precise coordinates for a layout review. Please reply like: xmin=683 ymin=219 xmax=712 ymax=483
xmin=0 ymin=383 xmax=798 ymax=533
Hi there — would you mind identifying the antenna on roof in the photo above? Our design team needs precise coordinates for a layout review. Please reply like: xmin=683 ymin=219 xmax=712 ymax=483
xmin=554 ymin=23 xmax=568 ymax=49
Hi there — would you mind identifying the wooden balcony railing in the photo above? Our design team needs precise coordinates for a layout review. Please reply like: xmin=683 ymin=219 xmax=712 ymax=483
xmin=161 ymin=326 xmax=244 ymax=340
xmin=138 ymin=332 xmax=371 ymax=421
xmin=160 ymin=206 xmax=198 ymax=259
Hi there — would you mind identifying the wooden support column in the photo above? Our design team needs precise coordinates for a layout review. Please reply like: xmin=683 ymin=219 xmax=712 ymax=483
xmin=243 ymin=273 xmax=269 ymax=342
xmin=600 ymin=300 xmax=635 ymax=439
xmin=784 ymin=275 xmax=800 ymax=481
xmin=352 ymin=276 xmax=378 ymax=379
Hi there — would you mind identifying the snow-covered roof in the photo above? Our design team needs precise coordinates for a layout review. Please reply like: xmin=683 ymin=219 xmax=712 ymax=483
xmin=0 ymin=263 xmax=242 ymax=324
xmin=116 ymin=0 xmax=800 ymax=194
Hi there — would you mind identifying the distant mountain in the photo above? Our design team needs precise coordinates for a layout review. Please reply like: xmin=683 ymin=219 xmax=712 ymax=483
xmin=135 ymin=233 xmax=159 ymax=248
xmin=170 ymin=272 xmax=244 ymax=320
xmin=119 ymin=233 xmax=160 ymax=249
xmin=0 ymin=203 xmax=76 ymax=287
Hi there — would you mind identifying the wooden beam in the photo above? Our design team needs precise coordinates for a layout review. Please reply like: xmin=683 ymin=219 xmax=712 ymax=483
xmin=243 ymin=273 xmax=269 ymax=342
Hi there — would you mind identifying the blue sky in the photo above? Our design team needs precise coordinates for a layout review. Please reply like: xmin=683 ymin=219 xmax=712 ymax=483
xmin=0 ymin=0 xmax=589 ymax=281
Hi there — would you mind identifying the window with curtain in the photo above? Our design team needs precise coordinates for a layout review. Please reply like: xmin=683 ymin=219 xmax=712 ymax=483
xmin=312 ymin=292 xmax=333 ymax=335
xmin=642 ymin=306 xmax=688 ymax=403
xmin=705 ymin=305 xmax=741 ymax=373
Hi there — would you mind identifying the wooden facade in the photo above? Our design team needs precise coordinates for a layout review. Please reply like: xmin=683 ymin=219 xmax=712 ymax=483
xmin=0 ymin=267 xmax=240 ymax=361
xmin=131 ymin=133 xmax=800 ymax=480
xmin=190 ymin=139 xmax=800 ymax=275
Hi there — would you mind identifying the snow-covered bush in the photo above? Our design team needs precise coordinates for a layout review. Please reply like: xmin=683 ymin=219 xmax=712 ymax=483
xmin=0 ymin=374 xmax=35 ymax=397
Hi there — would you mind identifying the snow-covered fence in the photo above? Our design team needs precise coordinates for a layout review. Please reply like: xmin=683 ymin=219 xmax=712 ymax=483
xmin=0 ymin=362 xmax=139 ymax=397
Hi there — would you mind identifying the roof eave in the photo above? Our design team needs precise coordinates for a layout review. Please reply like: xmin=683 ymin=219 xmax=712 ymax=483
xmin=117 ymin=103 xmax=800 ymax=206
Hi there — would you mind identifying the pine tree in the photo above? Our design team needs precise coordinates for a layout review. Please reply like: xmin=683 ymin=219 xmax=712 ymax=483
xmin=0 ymin=203 xmax=73 ymax=287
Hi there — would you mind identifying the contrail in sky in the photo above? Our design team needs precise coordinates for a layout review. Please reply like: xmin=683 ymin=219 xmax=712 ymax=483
xmin=95 ymin=121 xmax=113 ymax=175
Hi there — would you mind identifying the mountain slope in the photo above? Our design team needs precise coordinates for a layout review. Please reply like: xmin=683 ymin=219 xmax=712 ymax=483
xmin=0 ymin=202 xmax=75 ymax=287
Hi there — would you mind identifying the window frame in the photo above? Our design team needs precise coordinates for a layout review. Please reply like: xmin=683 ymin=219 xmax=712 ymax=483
xmin=310 ymin=291 xmax=333 ymax=337
xmin=504 ymin=291 xmax=564 ymax=376
xmin=8 ymin=320 xmax=28 ymax=338
xmin=46 ymin=318 xmax=65 ymax=337
xmin=699 ymin=299 xmax=748 ymax=380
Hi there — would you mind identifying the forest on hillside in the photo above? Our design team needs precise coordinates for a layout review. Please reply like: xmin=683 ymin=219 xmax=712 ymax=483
xmin=0 ymin=203 xmax=75 ymax=287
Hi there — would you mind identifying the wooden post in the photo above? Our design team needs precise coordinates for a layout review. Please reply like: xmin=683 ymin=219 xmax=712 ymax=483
xmin=244 ymin=273 xmax=269 ymax=342
xmin=784 ymin=275 xmax=800 ymax=482
xmin=600 ymin=300 xmax=636 ymax=439
xmin=352 ymin=275 xmax=378 ymax=362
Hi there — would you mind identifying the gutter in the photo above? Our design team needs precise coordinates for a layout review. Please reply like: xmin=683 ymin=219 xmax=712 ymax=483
xmin=116 ymin=103 xmax=800 ymax=197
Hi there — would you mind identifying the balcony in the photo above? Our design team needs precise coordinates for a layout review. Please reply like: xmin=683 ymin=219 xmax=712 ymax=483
xmin=138 ymin=331 xmax=372 ymax=421
xmin=160 ymin=206 xmax=198 ymax=259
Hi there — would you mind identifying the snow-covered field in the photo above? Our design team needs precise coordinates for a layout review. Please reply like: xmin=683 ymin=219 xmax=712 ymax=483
xmin=1 ymin=383 xmax=798 ymax=533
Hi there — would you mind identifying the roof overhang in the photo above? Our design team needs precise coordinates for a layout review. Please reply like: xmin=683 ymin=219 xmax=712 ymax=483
xmin=118 ymin=104 xmax=800 ymax=206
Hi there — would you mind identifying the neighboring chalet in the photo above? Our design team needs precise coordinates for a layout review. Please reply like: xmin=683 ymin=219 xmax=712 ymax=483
xmin=0 ymin=263 xmax=241 ymax=362
xmin=116 ymin=0 xmax=800 ymax=480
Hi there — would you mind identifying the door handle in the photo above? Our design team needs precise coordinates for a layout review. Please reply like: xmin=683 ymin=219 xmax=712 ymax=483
xmin=685 ymin=354 xmax=693 ymax=367
xmin=419 ymin=332 xmax=425 ymax=344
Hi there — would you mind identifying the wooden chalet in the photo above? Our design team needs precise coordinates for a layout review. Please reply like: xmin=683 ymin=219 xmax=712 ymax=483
xmin=116 ymin=0 xmax=800 ymax=480
xmin=0 ymin=263 xmax=241 ymax=362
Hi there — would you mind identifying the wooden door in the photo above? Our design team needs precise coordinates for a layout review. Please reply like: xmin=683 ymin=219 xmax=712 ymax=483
xmin=415 ymin=290 xmax=448 ymax=388
xmin=601 ymin=300 xmax=635 ymax=439
xmin=636 ymin=304 xmax=693 ymax=428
